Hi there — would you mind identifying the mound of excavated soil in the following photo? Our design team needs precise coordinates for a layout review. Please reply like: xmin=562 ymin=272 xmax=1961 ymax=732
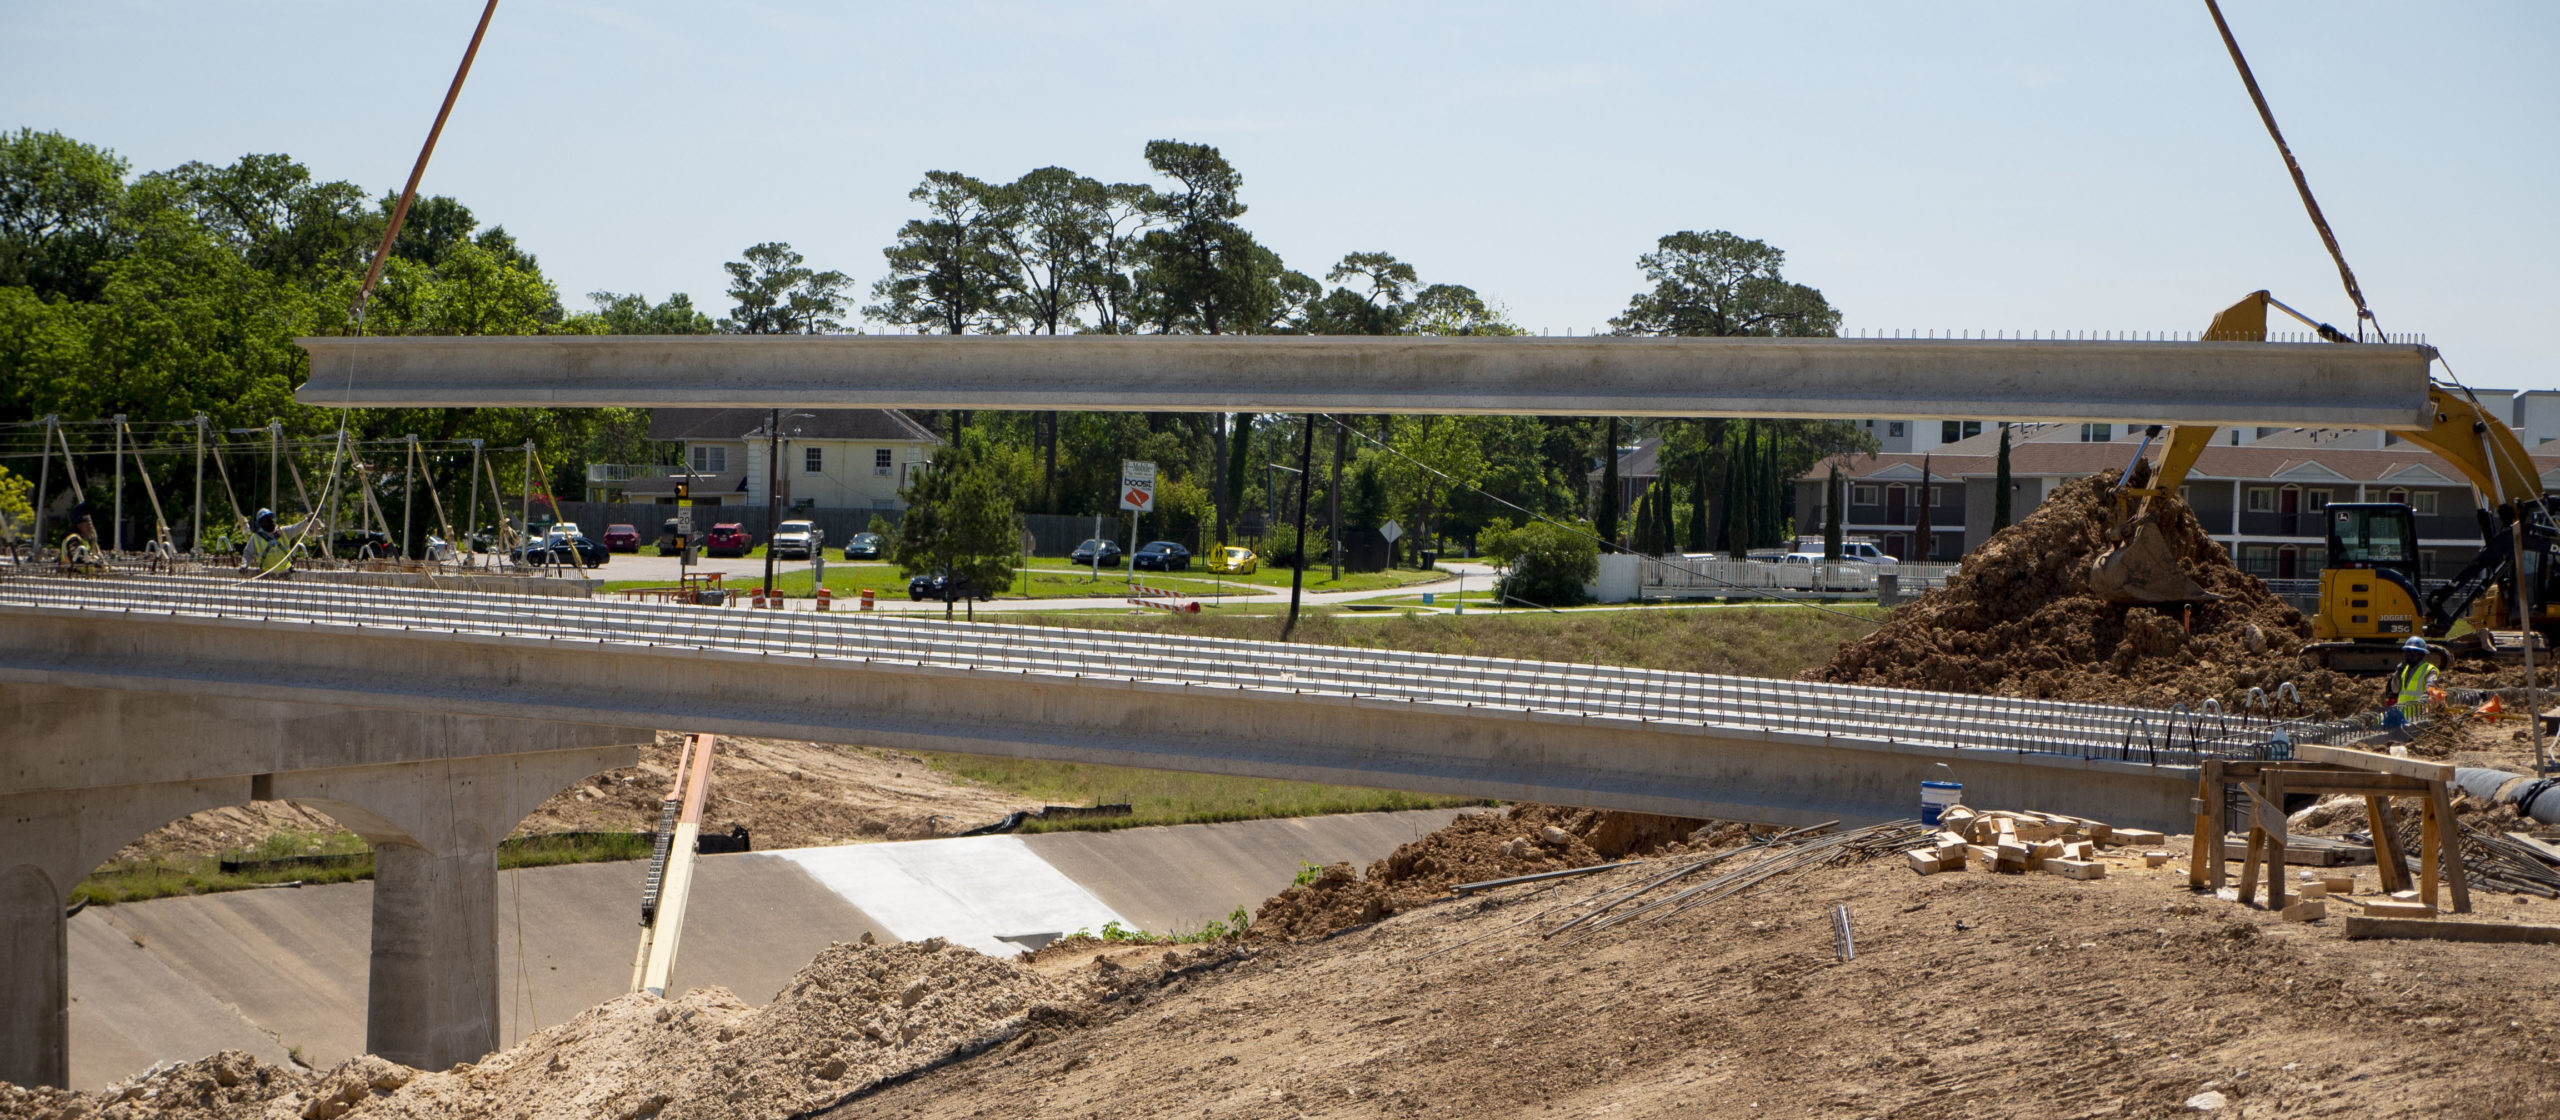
xmin=1250 ymin=804 xmax=1716 ymax=941
xmin=1811 ymin=469 xmax=2373 ymax=717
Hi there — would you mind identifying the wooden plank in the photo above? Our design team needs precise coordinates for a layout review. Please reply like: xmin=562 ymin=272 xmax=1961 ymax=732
xmin=2343 ymin=916 xmax=2560 ymax=944
xmin=2367 ymin=795 xmax=2411 ymax=894
xmin=2293 ymin=743 xmax=2457 ymax=783
xmin=2505 ymin=831 xmax=2560 ymax=866
xmin=2221 ymin=838 xmax=2366 ymax=867
xmin=2257 ymin=770 xmax=2434 ymax=794
xmin=2237 ymin=826 xmax=2266 ymax=905
xmin=2430 ymin=780 xmax=2472 ymax=914
xmin=2357 ymin=899 xmax=2438 ymax=918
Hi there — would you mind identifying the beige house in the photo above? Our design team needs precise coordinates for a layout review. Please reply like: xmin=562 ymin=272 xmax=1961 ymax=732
xmin=632 ymin=408 xmax=940 ymax=511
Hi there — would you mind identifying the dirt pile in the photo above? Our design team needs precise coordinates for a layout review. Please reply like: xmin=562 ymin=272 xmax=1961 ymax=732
xmin=1250 ymin=804 xmax=1715 ymax=940
xmin=4 ymin=941 xmax=1076 ymax=1120
xmin=1812 ymin=469 xmax=2373 ymax=716
xmin=0 ymin=1051 xmax=412 ymax=1120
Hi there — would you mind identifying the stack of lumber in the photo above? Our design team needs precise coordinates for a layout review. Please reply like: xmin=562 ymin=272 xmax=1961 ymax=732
xmin=1905 ymin=806 xmax=2166 ymax=880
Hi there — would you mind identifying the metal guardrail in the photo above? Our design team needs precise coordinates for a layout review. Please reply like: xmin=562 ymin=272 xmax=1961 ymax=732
xmin=0 ymin=572 xmax=2363 ymax=771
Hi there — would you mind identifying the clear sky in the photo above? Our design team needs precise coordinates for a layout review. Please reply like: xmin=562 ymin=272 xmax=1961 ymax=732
xmin=6 ymin=2 xmax=2553 ymax=386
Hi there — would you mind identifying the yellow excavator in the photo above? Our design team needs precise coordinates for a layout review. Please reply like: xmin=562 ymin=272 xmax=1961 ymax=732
xmin=2094 ymin=291 xmax=2560 ymax=673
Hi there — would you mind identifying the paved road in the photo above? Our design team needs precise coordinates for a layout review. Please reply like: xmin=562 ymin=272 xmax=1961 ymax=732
xmin=63 ymin=808 xmax=1463 ymax=1088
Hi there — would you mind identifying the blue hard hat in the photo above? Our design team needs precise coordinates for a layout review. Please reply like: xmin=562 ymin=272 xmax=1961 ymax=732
xmin=2402 ymin=636 xmax=2429 ymax=653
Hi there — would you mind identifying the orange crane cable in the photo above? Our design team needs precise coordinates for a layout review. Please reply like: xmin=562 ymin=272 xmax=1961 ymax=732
xmin=349 ymin=0 xmax=503 ymax=329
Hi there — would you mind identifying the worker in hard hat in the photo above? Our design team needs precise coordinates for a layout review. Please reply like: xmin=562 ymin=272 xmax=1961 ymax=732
xmin=241 ymin=507 xmax=310 ymax=578
xmin=2380 ymin=636 xmax=2439 ymax=735
xmin=58 ymin=501 xmax=100 ymax=568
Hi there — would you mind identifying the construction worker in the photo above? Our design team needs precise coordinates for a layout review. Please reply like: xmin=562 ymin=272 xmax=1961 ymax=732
xmin=59 ymin=501 xmax=100 ymax=567
xmin=2381 ymin=636 xmax=2439 ymax=733
xmin=241 ymin=507 xmax=307 ymax=578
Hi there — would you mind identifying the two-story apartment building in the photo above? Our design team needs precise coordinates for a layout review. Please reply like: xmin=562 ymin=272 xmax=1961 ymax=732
xmin=629 ymin=408 xmax=940 ymax=511
xmin=1800 ymin=423 xmax=2560 ymax=576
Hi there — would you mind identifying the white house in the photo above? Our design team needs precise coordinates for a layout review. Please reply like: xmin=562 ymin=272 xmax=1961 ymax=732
xmin=632 ymin=408 xmax=940 ymax=511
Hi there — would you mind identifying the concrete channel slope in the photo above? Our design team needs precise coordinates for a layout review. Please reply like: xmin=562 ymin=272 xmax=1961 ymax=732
xmin=63 ymin=808 xmax=1460 ymax=1090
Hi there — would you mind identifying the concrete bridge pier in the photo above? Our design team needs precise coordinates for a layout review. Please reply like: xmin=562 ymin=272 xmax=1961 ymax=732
xmin=266 ymin=747 xmax=634 ymax=1071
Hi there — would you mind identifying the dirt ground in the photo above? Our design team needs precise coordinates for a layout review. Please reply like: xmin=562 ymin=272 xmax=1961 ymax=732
xmin=22 ymin=806 xmax=2560 ymax=1120
xmin=112 ymin=735 xmax=1037 ymax=862
xmin=840 ymin=840 xmax=2560 ymax=1120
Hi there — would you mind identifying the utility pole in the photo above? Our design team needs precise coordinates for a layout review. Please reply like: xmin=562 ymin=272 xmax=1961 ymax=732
xmin=112 ymin=415 xmax=125 ymax=553
xmin=762 ymin=408 xmax=782 ymax=603
xmin=401 ymin=434 xmax=418 ymax=559
xmin=464 ymin=439 xmax=482 ymax=564
xmin=268 ymin=420 xmax=281 ymax=517
xmin=521 ymin=440 xmax=534 ymax=560
xmin=33 ymin=416 xmax=54 ymax=552
xmin=1285 ymin=413 xmax=1316 ymax=638
xmin=1328 ymin=419 xmax=1345 ymax=582
xmin=192 ymin=415 xmax=206 ymax=555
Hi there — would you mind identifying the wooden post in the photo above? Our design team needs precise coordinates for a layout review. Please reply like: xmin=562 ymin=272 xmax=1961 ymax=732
xmin=2194 ymin=761 xmax=2226 ymax=891
xmin=2419 ymin=791 xmax=2442 ymax=910
xmin=2261 ymin=771 xmax=2288 ymax=911
xmin=2367 ymin=795 xmax=2411 ymax=894
xmin=2430 ymin=780 xmax=2471 ymax=914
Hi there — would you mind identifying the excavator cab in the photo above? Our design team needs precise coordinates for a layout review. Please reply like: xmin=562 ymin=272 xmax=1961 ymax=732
xmin=2307 ymin=503 xmax=2436 ymax=673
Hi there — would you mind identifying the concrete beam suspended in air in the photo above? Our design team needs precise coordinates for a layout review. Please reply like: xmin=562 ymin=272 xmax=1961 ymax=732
xmin=296 ymin=334 xmax=2435 ymax=428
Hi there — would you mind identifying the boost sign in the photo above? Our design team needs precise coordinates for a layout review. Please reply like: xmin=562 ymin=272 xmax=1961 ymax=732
xmin=1119 ymin=460 xmax=1157 ymax=512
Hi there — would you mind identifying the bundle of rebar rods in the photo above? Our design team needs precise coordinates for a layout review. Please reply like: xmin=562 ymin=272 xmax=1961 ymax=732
xmin=1544 ymin=819 xmax=1933 ymax=943
xmin=2385 ymin=811 xmax=2560 ymax=898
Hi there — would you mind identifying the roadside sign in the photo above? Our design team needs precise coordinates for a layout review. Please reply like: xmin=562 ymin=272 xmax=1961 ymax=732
xmin=1120 ymin=460 xmax=1157 ymax=512
xmin=676 ymin=499 xmax=693 ymax=536
xmin=1379 ymin=519 xmax=1404 ymax=543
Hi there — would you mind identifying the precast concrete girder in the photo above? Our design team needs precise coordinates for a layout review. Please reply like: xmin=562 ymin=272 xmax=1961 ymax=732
xmin=294 ymin=334 xmax=2435 ymax=428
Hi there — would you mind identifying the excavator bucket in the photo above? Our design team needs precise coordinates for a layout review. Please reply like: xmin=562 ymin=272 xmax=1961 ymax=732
xmin=2091 ymin=521 xmax=2216 ymax=605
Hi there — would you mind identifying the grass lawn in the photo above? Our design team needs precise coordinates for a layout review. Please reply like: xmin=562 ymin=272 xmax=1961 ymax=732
xmin=73 ymin=829 xmax=654 ymax=907
xmin=1014 ymin=601 xmax=1889 ymax=677
xmin=916 ymin=753 xmax=1485 ymax=833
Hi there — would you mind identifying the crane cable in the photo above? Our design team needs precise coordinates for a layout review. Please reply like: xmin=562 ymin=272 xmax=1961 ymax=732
xmin=2202 ymin=0 xmax=2383 ymax=342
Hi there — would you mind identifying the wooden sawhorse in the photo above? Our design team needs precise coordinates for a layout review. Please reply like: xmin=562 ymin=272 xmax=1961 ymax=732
xmin=2188 ymin=743 xmax=2469 ymax=914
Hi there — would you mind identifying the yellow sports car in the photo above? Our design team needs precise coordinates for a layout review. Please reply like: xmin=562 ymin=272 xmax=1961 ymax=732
xmin=1203 ymin=545 xmax=1259 ymax=575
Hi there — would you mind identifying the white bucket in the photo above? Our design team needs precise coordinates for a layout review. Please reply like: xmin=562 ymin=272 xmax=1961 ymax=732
xmin=1921 ymin=780 xmax=1963 ymax=826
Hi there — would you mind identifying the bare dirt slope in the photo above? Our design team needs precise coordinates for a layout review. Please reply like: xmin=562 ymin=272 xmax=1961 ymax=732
xmin=113 ymin=735 xmax=1036 ymax=862
xmin=21 ymin=809 xmax=2560 ymax=1119
xmin=844 ymin=850 xmax=2560 ymax=1120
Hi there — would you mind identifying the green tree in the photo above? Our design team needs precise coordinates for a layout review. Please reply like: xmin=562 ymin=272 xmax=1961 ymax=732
xmin=1608 ymin=230 xmax=1841 ymax=339
xmin=894 ymin=439 xmax=1022 ymax=620
xmin=990 ymin=166 xmax=1108 ymax=334
xmin=0 ymin=464 xmax=31 ymax=540
xmin=1596 ymin=417 xmax=1621 ymax=547
xmin=866 ymin=172 xmax=1008 ymax=334
xmin=1405 ymin=283 xmax=1522 ymax=337
xmin=1993 ymin=422 xmax=2014 ymax=531
xmin=722 ymin=241 xmax=850 ymax=334
xmin=145 ymin=153 xmax=378 ymax=291
xmin=0 ymin=128 xmax=130 ymax=301
xmin=588 ymin=291 xmax=714 ymax=334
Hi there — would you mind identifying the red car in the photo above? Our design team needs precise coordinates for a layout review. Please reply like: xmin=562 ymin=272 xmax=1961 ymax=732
xmin=600 ymin=523 xmax=641 ymax=553
xmin=704 ymin=522 xmax=754 ymax=558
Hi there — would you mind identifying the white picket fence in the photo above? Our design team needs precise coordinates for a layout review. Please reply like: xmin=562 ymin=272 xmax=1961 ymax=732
xmin=1635 ymin=556 xmax=1963 ymax=600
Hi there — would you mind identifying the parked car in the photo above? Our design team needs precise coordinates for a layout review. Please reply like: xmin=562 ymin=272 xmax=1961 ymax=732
xmin=1132 ymin=541 xmax=1192 ymax=572
xmin=514 ymin=529 xmax=609 ymax=568
xmin=704 ymin=523 xmax=753 ymax=557
xmin=1202 ymin=545 xmax=1259 ymax=575
xmin=1068 ymin=538 xmax=1125 ymax=568
xmin=1838 ymin=541 xmax=1898 ymax=566
xmin=907 ymin=570 xmax=993 ymax=602
xmin=771 ymin=519 xmax=819 ymax=560
xmin=657 ymin=518 xmax=685 ymax=554
xmin=328 ymin=529 xmax=395 ymax=560
xmin=842 ymin=531 xmax=885 ymax=560
xmin=601 ymin=523 xmax=641 ymax=552
xmin=424 ymin=534 xmax=456 ymax=563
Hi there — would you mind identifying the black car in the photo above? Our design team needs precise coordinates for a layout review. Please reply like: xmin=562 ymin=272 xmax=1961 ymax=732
xmin=513 ymin=531 xmax=609 ymax=568
xmin=1132 ymin=541 xmax=1191 ymax=572
xmin=843 ymin=531 xmax=885 ymax=560
xmin=328 ymin=529 xmax=395 ymax=560
xmin=1068 ymin=538 xmax=1125 ymax=567
xmin=907 ymin=571 xmax=993 ymax=602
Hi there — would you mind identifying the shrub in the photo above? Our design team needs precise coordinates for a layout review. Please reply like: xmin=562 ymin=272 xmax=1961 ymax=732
xmin=1261 ymin=524 xmax=1302 ymax=568
xmin=1484 ymin=519 xmax=1598 ymax=606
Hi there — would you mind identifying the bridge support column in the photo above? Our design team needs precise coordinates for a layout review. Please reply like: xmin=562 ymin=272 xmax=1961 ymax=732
xmin=0 ymin=778 xmax=250 ymax=1087
xmin=269 ymin=744 xmax=636 ymax=1071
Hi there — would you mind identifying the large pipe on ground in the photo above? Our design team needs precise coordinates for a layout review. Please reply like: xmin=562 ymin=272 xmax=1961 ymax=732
xmin=2453 ymin=767 xmax=2560 ymax=826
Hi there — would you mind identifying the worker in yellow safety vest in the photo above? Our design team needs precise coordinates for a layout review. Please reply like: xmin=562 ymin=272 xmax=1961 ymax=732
xmin=58 ymin=501 xmax=100 ymax=567
xmin=241 ymin=507 xmax=302 ymax=578
xmin=2382 ymin=636 xmax=2439 ymax=730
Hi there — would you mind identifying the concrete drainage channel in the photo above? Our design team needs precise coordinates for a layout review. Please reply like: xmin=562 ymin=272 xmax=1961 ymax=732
xmin=63 ymin=808 xmax=1465 ymax=1089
